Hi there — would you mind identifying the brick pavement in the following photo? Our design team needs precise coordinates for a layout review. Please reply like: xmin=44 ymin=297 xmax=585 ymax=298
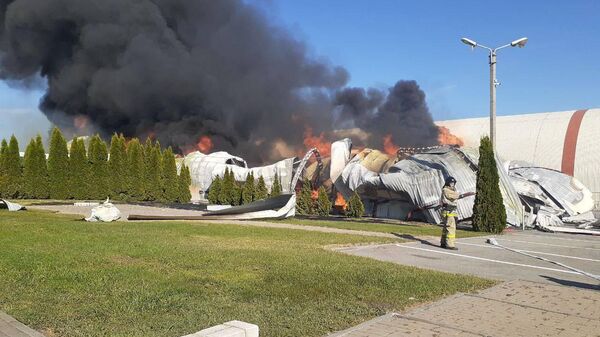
xmin=329 ymin=280 xmax=600 ymax=337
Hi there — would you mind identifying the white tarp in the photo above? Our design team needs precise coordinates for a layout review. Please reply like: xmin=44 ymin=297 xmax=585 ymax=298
xmin=85 ymin=199 xmax=121 ymax=222
xmin=181 ymin=151 xmax=295 ymax=200
xmin=0 ymin=199 xmax=25 ymax=211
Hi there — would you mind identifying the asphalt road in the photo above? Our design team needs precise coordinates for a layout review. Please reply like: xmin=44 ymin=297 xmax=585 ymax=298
xmin=337 ymin=230 xmax=600 ymax=290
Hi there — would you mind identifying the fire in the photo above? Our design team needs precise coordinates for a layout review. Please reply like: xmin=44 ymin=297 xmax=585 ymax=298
xmin=197 ymin=136 xmax=214 ymax=153
xmin=334 ymin=192 xmax=347 ymax=210
xmin=437 ymin=126 xmax=464 ymax=146
xmin=73 ymin=115 xmax=89 ymax=131
xmin=303 ymin=127 xmax=331 ymax=157
xmin=382 ymin=134 xmax=399 ymax=156
xmin=311 ymin=189 xmax=319 ymax=200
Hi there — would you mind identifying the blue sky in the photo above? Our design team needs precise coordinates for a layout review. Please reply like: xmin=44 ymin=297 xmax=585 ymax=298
xmin=1 ymin=0 xmax=599 ymax=142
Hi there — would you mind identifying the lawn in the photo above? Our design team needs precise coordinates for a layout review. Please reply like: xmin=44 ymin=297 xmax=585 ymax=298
xmin=278 ymin=217 xmax=486 ymax=238
xmin=0 ymin=210 xmax=494 ymax=337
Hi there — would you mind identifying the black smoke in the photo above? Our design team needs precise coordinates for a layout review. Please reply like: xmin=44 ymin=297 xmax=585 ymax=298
xmin=0 ymin=0 xmax=439 ymax=163
xmin=334 ymin=81 xmax=439 ymax=148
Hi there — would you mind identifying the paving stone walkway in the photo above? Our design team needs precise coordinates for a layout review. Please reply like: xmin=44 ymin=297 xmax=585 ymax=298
xmin=328 ymin=279 xmax=600 ymax=337
xmin=0 ymin=312 xmax=43 ymax=337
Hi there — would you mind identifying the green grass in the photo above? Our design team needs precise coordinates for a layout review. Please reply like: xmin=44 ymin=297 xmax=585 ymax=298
xmin=0 ymin=210 xmax=494 ymax=337
xmin=278 ymin=217 xmax=486 ymax=238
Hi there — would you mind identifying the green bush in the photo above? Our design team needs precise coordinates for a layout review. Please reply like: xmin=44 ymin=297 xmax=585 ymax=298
xmin=346 ymin=192 xmax=365 ymax=218
xmin=255 ymin=175 xmax=268 ymax=201
xmin=2 ymin=135 xmax=22 ymax=198
xmin=296 ymin=179 xmax=315 ymax=215
xmin=68 ymin=137 xmax=89 ymax=199
xmin=270 ymin=172 xmax=282 ymax=197
xmin=160 ymin=147 xmax=179 ymax=203
xmin=242 ymin=172 xmax=255 ymax=204
xmin=207 ymin=175 xmax=222 ymax=204
xmin=177 ymin=164 xmax=192 ymax=203
xmin=316 ymin=186 xmax=332 ymax=216
xmin=472 ymin=136 xmax=507 ymax=233
xmin=126 ymin=139 xmax=145 ymax=200
xmin=109 ymin=134 xmax=128 ymax=198
xmin=88 ymin=135 xmax=110 ymax=200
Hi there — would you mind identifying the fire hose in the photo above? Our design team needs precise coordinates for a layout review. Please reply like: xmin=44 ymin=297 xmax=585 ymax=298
xmin=486 ymin=238 xmax=600 ymax=283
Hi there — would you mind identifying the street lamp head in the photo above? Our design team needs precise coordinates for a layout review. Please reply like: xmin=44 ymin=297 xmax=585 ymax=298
xmin=510 ymin=37 xmax=528 ymax=48
xmin=461 ymin=37 xmax=478 ymax=48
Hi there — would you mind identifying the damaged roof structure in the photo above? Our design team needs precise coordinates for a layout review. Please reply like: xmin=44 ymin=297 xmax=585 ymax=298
xmin=179 ymin=136 xmax=598 ymax=234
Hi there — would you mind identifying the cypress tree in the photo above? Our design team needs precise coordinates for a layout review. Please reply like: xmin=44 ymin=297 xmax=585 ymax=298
xmin=23 ymin=136 xmax=48 ymax=198
xmin=142 ymin=140 xmax=162 ymax=201
xmin=231 ymin=180 xmax=242 ymax=206
xmin=219 ymin=168 xmax=233 ymax=205
xmin=48 ymin=128 xmax=69 ymax=199
xmin=346 ymin=191 xmax=365 ymax=218
xmin=160 ymin=146 xmax=179 ymax=202
xmin=34 ymin=135 xmax=49 ymax=198
xmin=3 ymin=135 xmax=22 ymax=198
xmin=255 ymin=175 xmax=268 ymax=201
xmin=109 ymin=134 xmax=127 ymax=198
xmin=270 ymin=172 xmax=282 ymax=197
xmin=0 ymin=139 xmax=7 ymax=197
xmin=296 ymin=178 xmax=314 ymax=215
xmin=68 ymin=137 xmax=89 ymax=199
xmin=316 ymin=186 xmax=332 ymax=216
xmin=126 ymin=138 xmax=144 ymax=200
xmin=177 ymin=163 xmax=192 ymax=203
xmin=22 ymin=138 xmax=36 ymax=198
xmin=207 ymin=175 xmax=222 ymax=204
xmin=88 ymin=135 xmax=110 ymax=200
xmin=242 ymin=172 xmax=255 ymax=204
xmin=472 ymin=136 xmax=507 ymax=233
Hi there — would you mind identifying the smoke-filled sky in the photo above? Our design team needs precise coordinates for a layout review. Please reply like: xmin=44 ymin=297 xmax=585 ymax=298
xmin=0 ymin=0 xmax=443 ymax=162
xmin=1 ymin=0 xmax=597 ymax=163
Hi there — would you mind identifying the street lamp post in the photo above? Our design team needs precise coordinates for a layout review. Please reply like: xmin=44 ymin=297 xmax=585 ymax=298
xmin=460 ymin=37 xmax=528 ymax=150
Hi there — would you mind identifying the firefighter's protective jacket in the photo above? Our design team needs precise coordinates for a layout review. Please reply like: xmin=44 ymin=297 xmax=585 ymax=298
xmin=442 ymin=186 xmax=459 ymax=210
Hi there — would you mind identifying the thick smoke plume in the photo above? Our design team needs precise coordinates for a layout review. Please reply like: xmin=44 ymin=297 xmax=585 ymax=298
xmin=0 ymin=0 xmax=441 ymax=164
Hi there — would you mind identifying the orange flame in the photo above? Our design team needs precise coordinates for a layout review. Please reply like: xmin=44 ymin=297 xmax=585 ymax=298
xmin=334 ymin=192 xmax=347 ymax=210
xmin=311 ymin=189 xmax=319 ymax=201
xmin=437 ymin=126 xmax=464 ymax=146
xmin=303 ymin=127 xmax=331 ymax=157
xmin=197 ymin=136 xmax=214 ymax=153
xmin=382 ymin=134 xmax=399 ymax=156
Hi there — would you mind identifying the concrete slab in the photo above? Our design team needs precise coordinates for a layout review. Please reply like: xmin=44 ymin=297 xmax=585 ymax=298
xmin=0 ymin=312 xmax=44 ymax=337
xmin=337 ymin=231 xmax=600 ymax=289
xmin=330 ymin=280 xmax=600 ymax=337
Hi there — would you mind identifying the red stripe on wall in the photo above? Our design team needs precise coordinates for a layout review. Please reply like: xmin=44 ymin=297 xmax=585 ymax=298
xmin=561 ymin=109 xmax=587 ymax=176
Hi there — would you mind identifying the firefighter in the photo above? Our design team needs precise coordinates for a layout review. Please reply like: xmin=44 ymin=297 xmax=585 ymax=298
xmin=440 ymin=176 xmax=473 ymax=250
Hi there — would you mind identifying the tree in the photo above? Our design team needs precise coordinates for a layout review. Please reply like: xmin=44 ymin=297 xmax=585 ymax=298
xmin=231 ymin=180 xmax=242 ymax=206
xmin=88 ymin=135 xmax=110 ymax=200
xmin=2 ymin=135 xmax=22 ymax=198
xmin=219 ymin=168 xmax=233 ymax=205
xmin=23 ymin=135 xmax=48 ymax=199
xmin=255 ymin=175 xmax=268 ymax=201
xmin=316 ymin=186 xmax=332 ymax=216
xmin=207 ymin=175 xmax=222 ymax=204
xmin=177 ymin=163 xmax=192 ymax=203
xmin=270 ymin=172 xmax=282 ymax=197
xmin=109 ymin=134 xmax=128 ymax=198
xmin=296 ymin=179 xmax=314 ymax=215
xmin=143 ymin=140 xmax=162 ymax=201
xmin=242 ymin=172 xmax=255 ymax=204
xmin=48 ymin=128 xmax=70 ymax=199
xmin=160 ymin=147 xmax=179 ymax=202
xmin=68 ymin=137 xmax=89 ymax=199
xmin=472 ymin=136 xmax=507 ymax=233
xmin=346 ymin=192 xmax=365 ymax=218
xmin=0 ymin=139 xmax=7 ymax=197
xmin=126 ymin=138 xmax=145 ymax=200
